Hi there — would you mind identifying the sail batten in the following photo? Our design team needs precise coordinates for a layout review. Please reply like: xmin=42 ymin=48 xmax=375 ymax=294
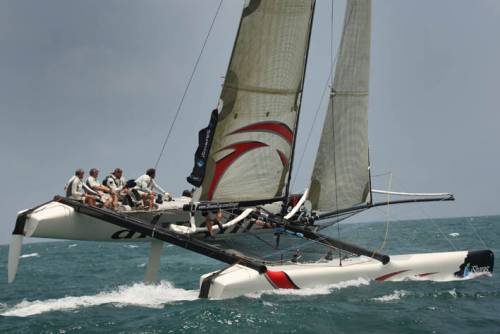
xmin=310 ymin=0 xmax=371 ymax=212
xmin=198 ymin=0 xmax=315 ymax=203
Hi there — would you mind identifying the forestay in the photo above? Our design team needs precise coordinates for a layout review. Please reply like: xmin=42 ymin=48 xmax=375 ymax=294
xmin=198 ymin=0 xmax=315 ymax=203
xmin=309 ymin=0 xmax=371 ymax=212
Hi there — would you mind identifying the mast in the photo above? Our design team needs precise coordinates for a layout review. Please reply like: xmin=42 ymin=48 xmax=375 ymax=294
xmin=284 ymin=0 xmax=317 ymax=202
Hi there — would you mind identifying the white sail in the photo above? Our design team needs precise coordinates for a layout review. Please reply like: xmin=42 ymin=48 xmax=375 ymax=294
xmin=199 ymin=0 xmax=315 ymax=202
xmin=309 ymin=0 xmax=371 ymax=211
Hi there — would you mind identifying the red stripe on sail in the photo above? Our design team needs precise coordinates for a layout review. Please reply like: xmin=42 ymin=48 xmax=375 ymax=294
xmin=417 ymin=272 xmax=438 ymax=277
xmin=265 ymin=270 xmax=299 ymax=289
xmin=375 ymin=270 xmax=409 ymax=281
xmin=207 ymin=141 xmax=268 ymax=200
xmin=277 ymin=149 xmax=288 ymax=166
xmin=229 ymin=122 xmax=294 ymax=145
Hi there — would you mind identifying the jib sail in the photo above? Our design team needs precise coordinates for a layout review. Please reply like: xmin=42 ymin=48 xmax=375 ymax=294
xmin=309 ymin=0 xmax=372 ymax=212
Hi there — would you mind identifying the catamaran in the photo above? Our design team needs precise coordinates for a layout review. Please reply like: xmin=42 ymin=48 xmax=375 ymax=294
xmin=8 ymin=0 xmax=494 ymax=299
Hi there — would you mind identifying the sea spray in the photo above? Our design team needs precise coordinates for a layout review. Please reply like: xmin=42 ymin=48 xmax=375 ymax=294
xmin=1 ymin=281 xmax=198 ymax=317
xmin=245 ymin=278 xmax=371 ymax=299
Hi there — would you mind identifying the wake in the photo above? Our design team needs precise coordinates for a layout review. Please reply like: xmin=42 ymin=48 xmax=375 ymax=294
xmin=245 ymin=278 xmax=371 ymax=298
xmin=1 ymin=281 xmax=198 ymax=317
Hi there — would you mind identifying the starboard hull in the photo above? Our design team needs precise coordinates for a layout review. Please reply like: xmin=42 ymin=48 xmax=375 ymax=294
xmin=199 ymin=250 xmax=494 ymax=299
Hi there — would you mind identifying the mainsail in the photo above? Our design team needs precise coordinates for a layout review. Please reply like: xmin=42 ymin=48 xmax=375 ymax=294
xmin=309 ymin=0 xmax=371 ymax=212
xmin=196 ymin=0 xmax=315 ymax=203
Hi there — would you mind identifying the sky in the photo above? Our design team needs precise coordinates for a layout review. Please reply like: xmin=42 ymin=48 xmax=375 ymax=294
xmin=1 ymin=0 xmax=499 ymax=245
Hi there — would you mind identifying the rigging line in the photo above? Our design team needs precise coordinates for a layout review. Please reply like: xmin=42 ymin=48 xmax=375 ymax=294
xmin=419 ymin=199 xmax=458 ymax=251
xmin=374 ymin=172 xmax=392 ymax=254
xmin=290 ymin=74 xmax=331 ymax=189
xmin=154 ymin=0 xmax=224 ymax=169
xmin=291 ymin=0 xmax=337 ymax=189
xmin=371 ymin=171 xmax=393 ymax=178
xmin=259 ymin=235 xmax=345 ymax=261
xmin=465 ymin=218 xmax=489 ymax=249
xmin=389 ymin=174 xmax=458 ymax=251
xmin=370 ymin=190 xmax=458 ymax=251
xmin=330 ymin=0 xmax=356 ymax=214
xmin=328 ymin=0 xmax=343 ymax=263
xmin=249 ymin=232 xmax=277 ymax=250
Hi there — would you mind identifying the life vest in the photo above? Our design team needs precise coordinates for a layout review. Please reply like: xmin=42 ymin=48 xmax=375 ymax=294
xmin=102 ymin=175 xmax=112 ymax=188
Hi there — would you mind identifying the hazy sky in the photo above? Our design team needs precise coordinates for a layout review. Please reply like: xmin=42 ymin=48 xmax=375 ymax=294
xmin=1 ymin=0 xmax=499 ymax=245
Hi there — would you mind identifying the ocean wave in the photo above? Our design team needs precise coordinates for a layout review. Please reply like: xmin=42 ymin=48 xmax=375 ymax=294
xmin=0 ymin=303 xmax=7 ymax=312
xmin=20 ymin=253 xmax=39 ymax=259
xmin=0 ymin=281 xmax=198 ymax=317
xmin=245 ymin=278 xmax=370 ymax=298
xmin=371 ymin=290 xmax=409 ymax=302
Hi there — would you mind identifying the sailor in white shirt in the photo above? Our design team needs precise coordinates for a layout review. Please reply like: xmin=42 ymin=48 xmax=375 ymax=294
xmin=65 ymin=169 xmax=98 ymax=206
xmin=85 ymin=168 xmax=114 ymax=208
xmin=134 ymin=168 xmax=168 ymax=209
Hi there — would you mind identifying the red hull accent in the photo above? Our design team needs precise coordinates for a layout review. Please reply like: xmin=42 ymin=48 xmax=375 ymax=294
xmin=265 ymin=270 xmax=299 ymax=289
xmin=375 ymin=270 xmax=409 ymax=281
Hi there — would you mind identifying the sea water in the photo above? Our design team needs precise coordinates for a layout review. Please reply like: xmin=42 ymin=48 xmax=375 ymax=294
xmin=1 ymin=216 xmax=498 ymax=333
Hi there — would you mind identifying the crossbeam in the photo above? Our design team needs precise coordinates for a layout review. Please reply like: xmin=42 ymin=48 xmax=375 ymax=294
xmin=55 ymin=197 xmax=267 ymax=273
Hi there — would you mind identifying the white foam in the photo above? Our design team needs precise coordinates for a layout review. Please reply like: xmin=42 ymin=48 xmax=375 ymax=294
xmin=245 ymin=278 xmax=370 ymax=298
xmin=68 ymin=244 xmax=78 ymax=248
xmin=449 ymin=232 xmax=460 ymax=237
xmin=1 ymin=281 xmax=198 ymax=317
xmin=20 ymin=253 xmax=39 ymax=259
xmin=125 ymin=245 xmax=139 ymax=249
xmin=372 ymin=290 xmax=409 ymax=302
xmin=448 ymin=288 xmax=457 ymax=298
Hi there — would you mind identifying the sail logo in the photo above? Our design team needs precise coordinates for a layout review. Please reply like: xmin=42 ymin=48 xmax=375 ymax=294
xmin=207 ymin=121 xmax=293 ymax=200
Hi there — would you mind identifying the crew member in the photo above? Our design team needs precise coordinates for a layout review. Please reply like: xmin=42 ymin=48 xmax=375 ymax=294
xmin=65 ymin=168 xmax=99 ymax=206
xmin=134 ymin=168 xmax=168 ymax=209
xmin=202 ymin=209 xmax=225 ymax=237
xmin=103 ymin=168 xmax=127 ymax=208
xmin=86 ymin=168 xmax=114 ymax=208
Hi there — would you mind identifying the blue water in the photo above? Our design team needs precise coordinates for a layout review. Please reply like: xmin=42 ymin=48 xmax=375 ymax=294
xmin=1 ymin=216 xmax=498 ymax=333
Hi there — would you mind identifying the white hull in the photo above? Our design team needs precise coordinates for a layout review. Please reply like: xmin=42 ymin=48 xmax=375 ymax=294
xmin=17 ymin=201 xmax=271 ymax=241
xmin=18 ymin=202 xmax=171 ymax=241
xmin=200 ymin=250 xmax=494 ymax=299
xmin=9 ymin=200 xmax=494 ymax=296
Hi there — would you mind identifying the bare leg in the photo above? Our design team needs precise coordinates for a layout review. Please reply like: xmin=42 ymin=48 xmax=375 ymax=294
xmin=84 ymin=196 xmax=96 ymax=207
xmin=206 ymin=220 xmax=213 ymax=236
xmin=149 ymin=193 xmax=155 ymax=209
xmin=111 ymin=193 xmax=118 ymax=209
xmin=103 ymin=196 xmax=113 ymax=209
